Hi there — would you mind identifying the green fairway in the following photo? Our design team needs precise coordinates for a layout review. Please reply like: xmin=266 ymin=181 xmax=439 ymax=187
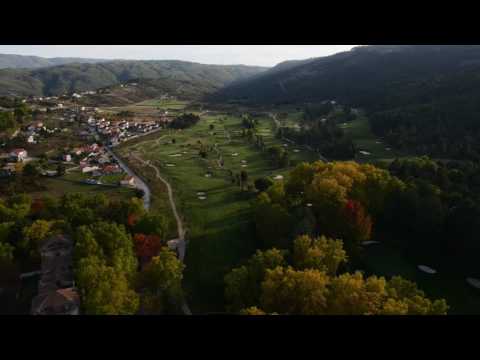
xmin=361 ymin=244 xmax=480 ymax=314
xmin=340 ymin=116 xmax=403 ymax=162
xmin=117 ymin=112 xmax=321 ymax=312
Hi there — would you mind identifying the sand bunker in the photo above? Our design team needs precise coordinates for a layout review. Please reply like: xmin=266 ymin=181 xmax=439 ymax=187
xmin=466 ymin=278 xmax=480 ymax=289
xmin=169 ymin=154 xmax=183 ymax=157
xmin=241 ymin=165 xmax=248 ymax=168
xmin=274 ymin=175 xmax=284 ymax=180
xmin=362 ymin=241 xmax=380 ymax=246
xmin=359 ymin=151 xmax=371 ymax=156
xmin=205 ymin=174 xmax=212 ymax=178
xmin=197 ymin=192 xmax=206 ymax=196
xmin=293 ymin=149 xmax=300 ymax=153
xmin=418 ymin=265 xmax=437 ymax=274
xmin=166 ymin=164 xmax=176 ymax=167
xmin=232 ymin=153 xmax=239 ymax=157
xmin=306 ymin=203 xmax=313 ymax=208
xmin=198 ymin=196 xmax=207 ymax=200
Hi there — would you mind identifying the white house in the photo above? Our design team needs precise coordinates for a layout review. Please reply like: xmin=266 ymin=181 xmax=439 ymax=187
xmin=81 ymin=166 xmax=100 ymax=174
xmin=63 ymin=154 xmax=72 ymax=162
xmin=120 ymin=176 xmax=136 ymax=187
xmin=9 ymin=149 xmax=28 ymax=162
xmin=27 ymin=135 xmax=36 ymax=144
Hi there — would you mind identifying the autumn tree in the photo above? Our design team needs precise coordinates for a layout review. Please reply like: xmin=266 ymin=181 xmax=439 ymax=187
xmin=260 ymin=266 xmax=331 ymax=315
xmin=138 ymin=247 xmax=185 ymax=314
xmin=76 ymin=256 xmax=139 ymax=315
xmin=293 ymin=235 xmax=347 ymax=275
xmin=224 ymin=248 xmax=286 ymax=312
xmin=133 ymin=233 xmax=163 ymax=263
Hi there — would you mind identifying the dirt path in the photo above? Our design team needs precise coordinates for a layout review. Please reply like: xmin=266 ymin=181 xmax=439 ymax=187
xmin=130 ymin=152 xmax=192 ymax=315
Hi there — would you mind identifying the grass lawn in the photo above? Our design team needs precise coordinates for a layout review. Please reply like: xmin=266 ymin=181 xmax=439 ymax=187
xmin=340 ymin=116 xmax=404 ymax=162
xmin=136 ymin=99 xmax=189 ymax=110
xmin=29 ymin=177 xmax=137 ymax=200
xmin=117 ymin=112 xmax=322 ymax=313
xmin=360 ymin=244 xmax=480 ymax=314
xmin=101 ymin=99 xmax=190 ymax=117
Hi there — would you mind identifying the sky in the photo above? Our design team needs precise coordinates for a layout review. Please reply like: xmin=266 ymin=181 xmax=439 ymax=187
xmin=0 ymin=45 xmax=358 ymax=67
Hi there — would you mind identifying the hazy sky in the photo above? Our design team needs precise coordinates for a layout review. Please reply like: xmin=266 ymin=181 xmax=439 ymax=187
xmin=0 ymin=45 xmax=357 ymax=67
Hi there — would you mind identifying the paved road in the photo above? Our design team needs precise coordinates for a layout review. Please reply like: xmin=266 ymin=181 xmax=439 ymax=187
xmin=106 ymin=147 xmax=152 ymax=210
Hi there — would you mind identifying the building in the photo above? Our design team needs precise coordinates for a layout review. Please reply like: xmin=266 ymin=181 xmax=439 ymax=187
xmin=81 ymin=165 xmax=100 ymax=174
xmin=31 ymin=235 xmax=80 ymax=315
xmin=63 ymin=154 xmax=72 ymax=162
xmin=120 ymin=175 xmax=136 ymax=187
xmin=31 ymin=288 xmax=80 ymax=315
xmin=27 ymin=135 xmax=36 ymax=144
xmin=9 ymin=148 xmax=28 ymax=162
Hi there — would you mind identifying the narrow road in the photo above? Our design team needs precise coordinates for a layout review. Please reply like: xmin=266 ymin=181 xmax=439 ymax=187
xmin=130 ymin=152 xmax=192 ymax=315
xmin=106 ymin=147 xmax=152 ymax=210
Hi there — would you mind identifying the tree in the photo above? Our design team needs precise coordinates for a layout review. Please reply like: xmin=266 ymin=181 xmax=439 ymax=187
xmin=341 ymin=200 xmax=373 ymax=250
xmin=138 ymin=247 xmax=185 ymax=313
xmin=293 ymin=235 xmax=347 ymax=275
xmin=22 ymin=163 xmax=40 ymax=179
xmin=239 ymin=307 xmax=269 ymax=315
xmin=225 ymin=248 xmax=286 ymax=312
xmin=133 ymin=213 xmax=168 ymax=240
xmin=20 ymin=220 xmax=57 ymax=260
xmin=76 ymin=256 xmax=139 ymax=315
xmin=74 ymin=226 xmax=105 ymax=264
xmin=87 ymin=222 xmax=137 ymax=277
xmin=56 ymin=163 xmax=66 ymax=176
xmin=240 ymin=170 xmax=249 ymax=191
xmin=133 ymin=233 xmax=163 ymax=263
xmin=253 ymin=193 xmax=294 ymax=249
xmin=260 ymin=266 xmax=331 ymax=315
xmin=254 ymin=177 xmax=273 ymax=193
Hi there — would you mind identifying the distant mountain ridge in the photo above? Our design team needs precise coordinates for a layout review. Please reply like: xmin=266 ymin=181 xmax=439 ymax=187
xmin=0 ymin=59 xmax=268 ymax=98
xmin=211 ymin=45 xmax=480 ymax=108
xmin=0 ymin=53 xmax=110 ymax=70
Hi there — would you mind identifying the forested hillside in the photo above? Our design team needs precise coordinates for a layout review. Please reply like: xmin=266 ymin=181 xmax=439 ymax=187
xmin=212 ymin=45 xmax=480 ymax=160
xmin=0 ymin=53 xmax=108 ymax=70
xmin=0 ymin=60 xmax=267 ymax=98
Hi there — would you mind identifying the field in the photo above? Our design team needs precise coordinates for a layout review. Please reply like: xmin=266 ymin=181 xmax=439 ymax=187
xmin=30 ymin=177 xmax=137 ymax=200
xmin=100 ymin=99 xmax=190 ymax=117
xmin=117 ymin=112 xmax=320 ymax=312
xmin=339 ymin=116 xmax=404 ymax=162
xmin=360 ymin=244 xmax=480 ymax=314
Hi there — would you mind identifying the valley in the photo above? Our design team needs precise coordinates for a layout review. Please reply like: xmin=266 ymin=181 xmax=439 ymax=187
xmin=2 ymin=45 xmax=480 ymax=316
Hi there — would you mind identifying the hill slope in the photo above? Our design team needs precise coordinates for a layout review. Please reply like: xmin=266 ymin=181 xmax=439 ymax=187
xmin=212 ymin=45 xmax=480 ymax=159
xmin=211 ymin=45 xmax=480 ymax=108
xmin=0 ymin=60 xmax=267 ymax=98
xmin=0 ymin=53 xmax=109 ymax=70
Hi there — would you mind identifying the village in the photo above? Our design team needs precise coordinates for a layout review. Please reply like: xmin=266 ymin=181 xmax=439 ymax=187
xmin=0 ymin=90 xmax=173 ymax=189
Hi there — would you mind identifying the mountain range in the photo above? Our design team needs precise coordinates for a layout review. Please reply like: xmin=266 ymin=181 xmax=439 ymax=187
xmin=0 ymin=53 xmax=109 ymax=70
xmin=0 ymin=59 xmax=267 ymax=98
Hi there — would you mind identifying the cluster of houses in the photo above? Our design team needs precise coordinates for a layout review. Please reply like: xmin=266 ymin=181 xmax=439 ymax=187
xmin=68 ymin=142 xmax=135 ymax=187
xmin=87 ymin=116 xmax=166 ymax=147
xmin=31 ymin=235 xmax=80 ymax=315
xmin=0 ymin=148 xmax=28 ymax=177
